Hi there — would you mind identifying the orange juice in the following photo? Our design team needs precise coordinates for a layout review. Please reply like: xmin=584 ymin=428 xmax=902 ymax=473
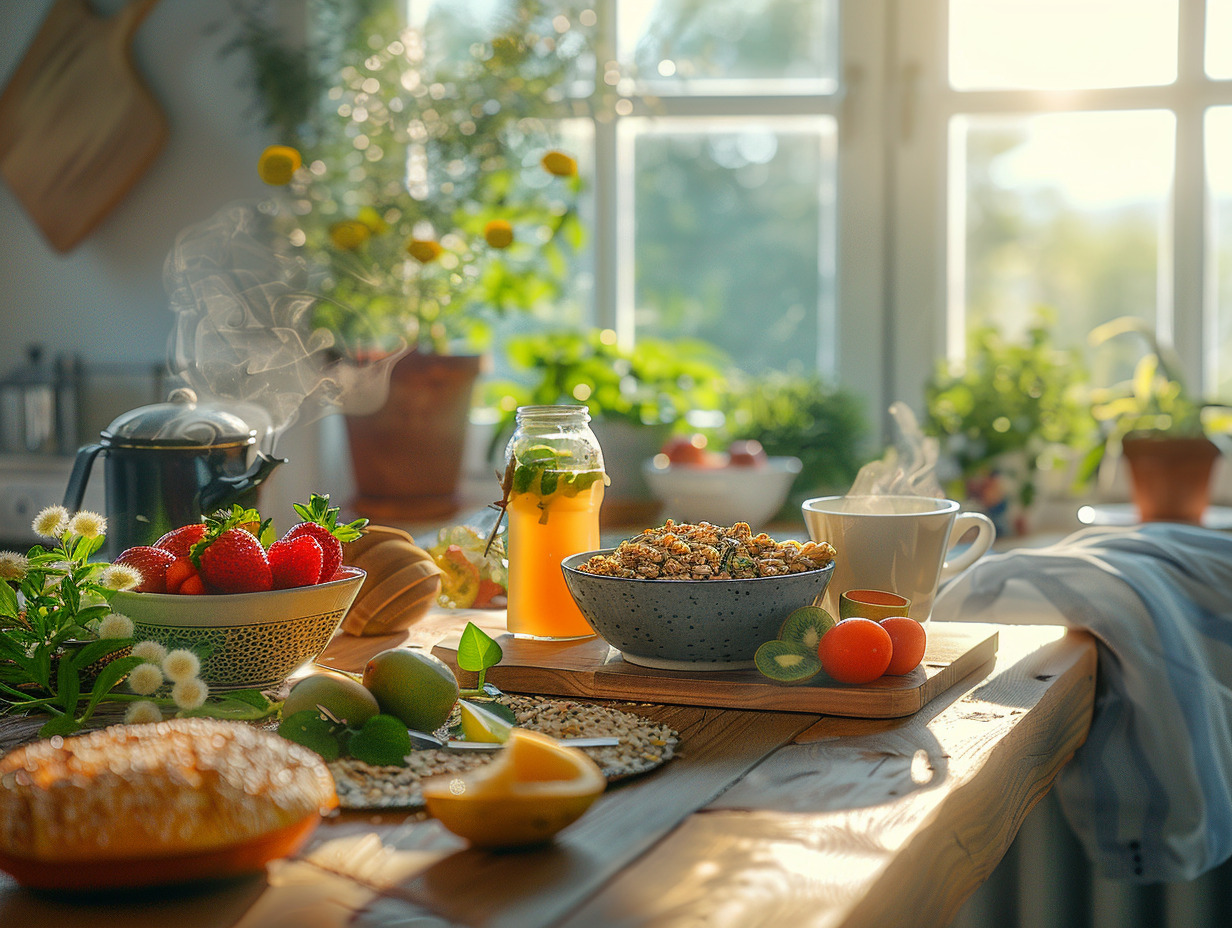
xmin=506 ymin=472 xmax=604 ymax=639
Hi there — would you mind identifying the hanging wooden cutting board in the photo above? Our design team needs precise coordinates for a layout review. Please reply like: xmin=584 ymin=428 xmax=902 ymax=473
xmin=0 ymin=0 xmax=167 ymax=253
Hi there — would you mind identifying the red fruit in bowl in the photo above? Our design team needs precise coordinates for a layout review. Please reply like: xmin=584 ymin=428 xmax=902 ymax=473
xmin=164 ymin=558 xmax=198 ymax=594
xmin=269 ymin=534 xmax=324 ymax=590
xmin=286 ymin=494 xmax=368 ymax=583
xmin=154 ymin=523 xmax=207 ymax=559
xmin=660 ymin=434 xmax=709 ymax=466
xmin=727 ymin=439 xmax=768 ymax=467
xmin=193 ymin=527 xmax=272 ymax=593
xmin=113 ymin=546 xmax=177 ymax=593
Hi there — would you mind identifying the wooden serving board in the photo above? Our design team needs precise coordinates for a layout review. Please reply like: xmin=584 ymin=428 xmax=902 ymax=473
xmin=0 ymin=0 xmax=167 ymax=252
xmin=433 ymin=621 xmax=999 ymax=719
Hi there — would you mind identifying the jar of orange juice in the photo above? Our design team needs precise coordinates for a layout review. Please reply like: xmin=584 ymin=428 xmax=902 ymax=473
xmin=503 ymin=405 xmax=607 ymax=639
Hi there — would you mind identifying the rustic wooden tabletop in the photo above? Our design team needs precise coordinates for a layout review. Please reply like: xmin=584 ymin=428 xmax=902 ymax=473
xmin=0 ymin=610 xmax=1097 ymax=928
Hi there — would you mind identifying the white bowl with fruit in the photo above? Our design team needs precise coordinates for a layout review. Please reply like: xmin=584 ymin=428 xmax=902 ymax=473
xmin=642 ymin=436 xmax=802 ymax=529
xmin=109 ymin=495 xmax=367 ymax=689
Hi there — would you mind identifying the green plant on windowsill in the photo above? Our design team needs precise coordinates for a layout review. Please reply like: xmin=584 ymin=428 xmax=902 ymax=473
xmin=1078 ymin=315 xmax=1232 ymax=485
xmin=720 ymin=368 xmax=872 ymax=506
xmin=924 ymin=311 xmax=1095 ymax=514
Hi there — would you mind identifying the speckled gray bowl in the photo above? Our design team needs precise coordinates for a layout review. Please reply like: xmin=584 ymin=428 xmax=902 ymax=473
xmin=560 ymin=550 xmax=835 ymax=671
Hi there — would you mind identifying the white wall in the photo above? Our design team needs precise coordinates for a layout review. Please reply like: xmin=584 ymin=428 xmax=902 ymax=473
xmin=0 ymin=0 xmax=336 ymax=528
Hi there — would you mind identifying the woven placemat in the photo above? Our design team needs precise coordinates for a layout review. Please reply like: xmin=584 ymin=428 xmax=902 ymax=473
xmin=329 ymin=695 xmax=680 ymax=810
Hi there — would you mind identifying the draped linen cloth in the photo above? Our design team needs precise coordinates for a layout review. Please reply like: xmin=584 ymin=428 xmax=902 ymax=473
xmin=934 ymin=523 xmax=1232 ymax=883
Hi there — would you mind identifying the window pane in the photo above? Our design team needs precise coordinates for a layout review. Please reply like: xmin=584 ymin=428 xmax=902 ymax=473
xmin=1208 ymin=0 xmax=1232 ymax=78
xmin=950 ymin=111 xmax=1173 ymax=359
xmin=619 ymin=0 xmax=838 ymax=93
xmin=949 ymin=0 xmax=1178 ymax=91
xmin=628 ymin=119 xmax=836 ymax=374
xmin=1208 ymin=107 xmax=1232 ymax=397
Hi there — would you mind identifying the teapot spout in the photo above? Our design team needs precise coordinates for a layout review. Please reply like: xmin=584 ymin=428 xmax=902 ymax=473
xmin=200 ymin=452 xmax=287 ymax=514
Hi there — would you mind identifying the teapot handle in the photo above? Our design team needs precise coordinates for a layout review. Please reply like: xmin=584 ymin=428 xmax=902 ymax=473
xmin=63 ymin=443 xmax=105 ymax=511
xmin=199 ymin=451 xmax=287 ymax=514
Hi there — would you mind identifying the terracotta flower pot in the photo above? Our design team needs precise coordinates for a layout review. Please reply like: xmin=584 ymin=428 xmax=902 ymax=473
xmin=345 ymin=352 xmax=483 ymax=522
xmin=1120 ymin=434 xmax=1220 ymax=524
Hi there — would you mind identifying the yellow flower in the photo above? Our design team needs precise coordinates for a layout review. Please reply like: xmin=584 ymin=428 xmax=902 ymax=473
xmin=330 ymin=219 xmax=371 ymax=251
xmin=68 ymin=510 xmax=106 ymax=539
xmin=356 ymin=206 xmax=388 ymax=234
xmin=97 ymin=612 xmax=134 ymax=639
xmin=162 ymin=649 xmax=200 ymax=683
xmin=406 ymin=238 xmax=444 ymax=263
xmin=258 ymin=145 xmax=302 ymax=185
xmin=99 ymin=563 xmax=141 ymax=591
xmin=132 ymin=640 xmax=168 ymax=663
xmin=123 ymin=701 xmax=163 ymax=725
xmin=128 ymin=662 xmax=164 ymax=696
xmin=32 ymin=505 xmax=69 ymax=539
xmin=0 ymin=551 xmax=28 ymax=581
xmin=172 ymin=677 xmax=208 ymax=711
xmin=484 ymin=219 xmax=514 ymax=249
xmin=541 ymin=150 xmax=578 ymax=177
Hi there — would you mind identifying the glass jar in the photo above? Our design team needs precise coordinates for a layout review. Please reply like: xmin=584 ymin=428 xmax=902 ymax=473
xmin=503 ymin=405 xmax=606 ymax=639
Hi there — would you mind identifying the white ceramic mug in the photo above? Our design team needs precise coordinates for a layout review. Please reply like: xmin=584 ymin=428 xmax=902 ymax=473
xmin=801 ymin=495 xmax=996 ymax=623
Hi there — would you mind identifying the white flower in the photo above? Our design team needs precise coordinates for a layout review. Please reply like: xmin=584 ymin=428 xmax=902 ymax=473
xmin=127 ymin=662 xmax=164 ymax=695
xmin=99 ymin=564 xmax=141 ymax=591
xmin=162 ymin=649 xmax=200 ymax=683
xmin=67 ymin=510 xmax=106 ymax=539
xmin=172 ymin=677 xmax=208 ymax=710
xmin=0 ymin=551 xmax=28 ymax=581
xmin=96 ymin=613 xmax=134 ymax=639
xmin=131 ymin=640 xmax=168 ymax=663
xmin=32 ymin=505 xmax=69 ymax=539
xmin=124 ymin=701 xmax=163 ymax=725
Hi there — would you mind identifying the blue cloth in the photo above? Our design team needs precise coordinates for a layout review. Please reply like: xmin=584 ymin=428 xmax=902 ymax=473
xmin=933 ymin=523 xmax=1232 ymax=883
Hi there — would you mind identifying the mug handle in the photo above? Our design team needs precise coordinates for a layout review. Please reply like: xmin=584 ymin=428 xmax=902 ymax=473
xmin=939 ymin=511 xmax=996 ymax=580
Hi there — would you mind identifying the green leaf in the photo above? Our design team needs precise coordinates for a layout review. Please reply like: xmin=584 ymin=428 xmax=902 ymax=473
xmin=346 ymin=714 xmax=411 ymax=766
xmin=38 ymin=713 xmax=82 ymax=738
xmin=278 ymin=710 xmax=342 ymax=761
xmin=55 ymin=651 xmax=80 ymax=713
xmin=67 ymin=638 xmax=132 ymax=672
xmin=180 ymin=694 xmax=277 ymax=721
xmin=0 ymin=581 xmax=18 ymax=619
xmin=79 ymin=655 xmax=145 ymax=722
xmin=456 ymin=622 xmax=502 ymax=676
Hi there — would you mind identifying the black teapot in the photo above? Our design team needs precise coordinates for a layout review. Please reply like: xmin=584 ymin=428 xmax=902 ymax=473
xmin=63 ymin=388 xmax=285 ymax=554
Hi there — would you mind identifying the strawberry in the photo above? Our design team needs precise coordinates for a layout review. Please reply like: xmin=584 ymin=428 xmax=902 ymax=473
xmin=179 ymin=574 xmax=207 ymax=595
xmin=164 ymin=557 xmax=199 ymax=594
xmin=285 ymin=494 xmax=368 ymax=583
xmin=191 ymin=506 xmax=274 ymax=594
xmin=113 ymin=546 xmax=178 ymax=593
xmin=268 ymin=534 xmax=324 ymax=590
xmin=154 ymin=523 xmax=207 ymax=559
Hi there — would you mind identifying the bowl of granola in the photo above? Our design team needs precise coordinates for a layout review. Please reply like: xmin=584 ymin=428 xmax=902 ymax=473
xmin=560 ymin=520 xmax=836 ymax=670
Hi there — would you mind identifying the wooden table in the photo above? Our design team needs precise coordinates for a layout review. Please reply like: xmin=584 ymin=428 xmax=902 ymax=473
xmin=0 ymin=611 xmax=1096 ymax=928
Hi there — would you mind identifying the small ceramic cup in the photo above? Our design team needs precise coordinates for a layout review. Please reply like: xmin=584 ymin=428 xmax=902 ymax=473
xmin=839 ymin=589 xmax=911 ymax=622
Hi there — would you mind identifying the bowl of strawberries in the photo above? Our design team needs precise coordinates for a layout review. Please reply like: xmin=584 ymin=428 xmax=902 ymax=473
xmin=109 ymin=495 xmax=367 ymax=689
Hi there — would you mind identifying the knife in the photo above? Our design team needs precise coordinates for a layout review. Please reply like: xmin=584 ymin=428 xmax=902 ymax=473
xmin=407 ymin=730 xmax=620 ymax=751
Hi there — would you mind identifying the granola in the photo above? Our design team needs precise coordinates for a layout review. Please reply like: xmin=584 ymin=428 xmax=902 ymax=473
xmin=576 ymin=519 xmax=836 ymax=580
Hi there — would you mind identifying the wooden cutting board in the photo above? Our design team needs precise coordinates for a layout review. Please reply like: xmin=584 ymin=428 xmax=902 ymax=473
xmin=0 ymin=0 xmax=167 ymax=252
xmin=433 ymin=622 xmax=999 ymax=719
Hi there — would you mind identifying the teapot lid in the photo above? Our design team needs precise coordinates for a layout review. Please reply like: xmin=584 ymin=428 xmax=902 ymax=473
xmin=102 ymin=388 xmax=257 ymax=449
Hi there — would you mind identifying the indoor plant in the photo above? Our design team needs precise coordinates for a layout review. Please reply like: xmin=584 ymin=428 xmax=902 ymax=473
xmin=1082 ymin=315 xmax=1232 ymax=523
xmin=924 ymin=313 xmax=1094 ymax=535
xmin=486 ymin=329 xmax=731 ymax=524
xmin=228 ymin=0 xmax=593 ymax=518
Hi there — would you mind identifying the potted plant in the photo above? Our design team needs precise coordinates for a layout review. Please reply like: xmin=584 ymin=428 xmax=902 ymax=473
xmin=227 ymin=0 xmax=593 ymax=520
xmin=1082 ymin=316 xmax=1232 ymax=524
xmin=485 ymin=329 xmax=731 ymax=524
xmin=924 ymin=313 xmax=1095 ymax=536
xmin=719 ymin=368 xmax=871 ymax=519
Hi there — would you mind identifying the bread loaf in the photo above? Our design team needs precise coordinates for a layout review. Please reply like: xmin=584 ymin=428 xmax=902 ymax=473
xmin=0 ymin=718 xmax=336 ymax=887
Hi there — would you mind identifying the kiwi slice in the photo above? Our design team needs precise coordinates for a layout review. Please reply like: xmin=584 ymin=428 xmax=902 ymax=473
xmin=754 ymin=640 xmax=822 ymax=685
xmin=778 ymin=605 xmax=837 ymax=652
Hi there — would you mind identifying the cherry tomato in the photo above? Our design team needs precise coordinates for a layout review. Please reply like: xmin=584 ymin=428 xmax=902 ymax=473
xmin=880 ymin=616 xmax=927 ymax=675
xmin=817 ymin=618 xmax=893 ymax=684
xmin=660 ymin=434 xmax=710 ymax=466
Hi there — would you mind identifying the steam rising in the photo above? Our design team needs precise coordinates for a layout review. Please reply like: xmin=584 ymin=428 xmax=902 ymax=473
xmin=848 ymin=401 xmax=945 ymax=498
xmin=164 ymin=203 xmax=403 ymax=449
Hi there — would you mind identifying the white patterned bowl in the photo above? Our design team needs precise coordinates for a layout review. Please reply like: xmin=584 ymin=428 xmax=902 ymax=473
xmin=110 ymin=568 xmax=365 ymax=689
